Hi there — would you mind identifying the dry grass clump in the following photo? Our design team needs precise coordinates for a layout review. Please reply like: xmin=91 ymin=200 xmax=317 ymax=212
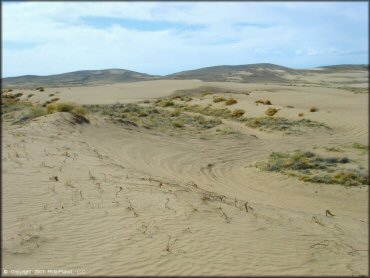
xmin=309 ymin=107 xmax=318 ymax=112
xmin=232 ymin=109 xmax=245 ymax=118
xmin=49 ymin=93 xmax=55 ymax=97
xmin=255 ymin=150 xmax=367 ymax=186
xmin=46 ymin=102 xmax=87 ymax=117
xmin=213 ymin=96 xmax=226 ymax=103
xmin=255 ymin=99 xmax=272 ymax=105
xmin=225 ymin=98 xmax=237 ymax=106
xmin=265 ymin=107 xmax=279 ymax=116
xmin=286 ymin=105 xmax=294 ymax=108
xmin=298 ymin=113 xmax=304 ymax=117
xmin=27 ymin=94 xmax=34 ymax=98
xmin=36 ymin=87 xmax=44 ymax=92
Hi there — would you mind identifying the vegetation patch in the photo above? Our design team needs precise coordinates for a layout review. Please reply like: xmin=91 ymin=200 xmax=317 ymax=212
xmin=255 ymin=150 xmax=368 ymax=186
xmin=232 ymin=109 xmax=245 ymax=118
xmin=324 ymin=146 xmax=343 ymax=152
xmin=352 ymin=143 xmax=368 ymax=152
xmin=182 ymin=104 xmax=233 ymax=119
xmin=86 ymin=103 xmax=223 ymax=136
xmin=156 ymin=99 xmax=174 ymax=107
xmin=255 ymin=99 xmax=272 ymax=105
xmin=225 ymin=98 xmax=237 ymax=106
xmin=213 ymin=96 xmax=226 ymax=103
xmin=309 ymin=107 xmax=318 ymax=112
xmin=244 ymin=117 xmax=330 ymax=134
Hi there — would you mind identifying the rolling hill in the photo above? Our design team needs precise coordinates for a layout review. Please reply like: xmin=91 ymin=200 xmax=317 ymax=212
xmin=2 ymin=69 xmax=159 ymax=88
xmin=2 ymin=64 xmax=367 ymax=88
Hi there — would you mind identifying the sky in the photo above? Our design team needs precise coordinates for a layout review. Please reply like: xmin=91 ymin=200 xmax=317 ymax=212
xmin=2 ymin=1 xmax=368 ymax=77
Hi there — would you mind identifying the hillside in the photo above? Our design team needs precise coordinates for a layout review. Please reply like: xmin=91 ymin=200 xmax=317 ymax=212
xmin=2 ymin=69 xmax=159 ymax=88
xmin=2 ymin=64 xmax=368 ymax=88
xmin=166 ymin=63 xmax=301 ymax=83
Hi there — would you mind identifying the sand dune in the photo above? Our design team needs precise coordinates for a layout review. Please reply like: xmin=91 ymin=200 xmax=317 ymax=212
xmin=2 ymin=77 xmax=368 ymax=275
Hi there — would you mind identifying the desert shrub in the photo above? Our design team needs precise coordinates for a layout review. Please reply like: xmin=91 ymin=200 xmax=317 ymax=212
xmin=36 ymin=87 xmax=44 ymax=92
xmin=213 ymin=96 xmax=226 ymax=103
xmin=171 ymin=108 xmax=181 ymax=117
xmin=45 ymin=102 xmax=87 ymax=117
xmin=158 ymin=99 xmax=174 ymax=107
xmin=183 ymin=104 xmax=233 ymax=119
xmin=286 ymin=105 xmax=294 ymax=108
xmin=172 ymin=121 xmax=184 ymax=128
xmin=200 ymin=118 xmax=222 ymax=129
xmin=352 ymin=143 xmax=369 ymax=151
xmin=225 ymin=98 xmax=237 ymax=106
xmin=195 ymin=115 xmax=206 ymax=124
xmin=232 ymin=109 xmax=245 ymax=118
xmin=28 ymin=105 xmax=47 ymax=119
xmin=255 ymin=99 xmax=272 ymax=105
xmin=27 ymin=94 xmax=34 ymax=98
xmin=56 ymin=102 xmax=75 ymax=112
xmin=143 ymin=100 xmax=150 ymax=103
xmin=138 ymin=111 xmax=148 ymax=117
xmin=46 ymin=103 xmax=58 ymax=114
xmin=309 ymin=107 xmax=318 ymax=112
xmin=324 ymin=146 xmax=343 ymax=152
xmin=14 ymin=93 xmax=23 ymax=98
xmin=265 ymin=107 xmax=279 ymax=116
xmin=72 ymin=105 xmax=87 ymax=116
xmin=49 ymin=93 xmax=55 ymax=97
xmin=298 ymin=113 xmax=304 ymax=117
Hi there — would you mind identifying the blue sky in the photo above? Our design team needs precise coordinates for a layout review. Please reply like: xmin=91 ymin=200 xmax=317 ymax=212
xmin=2 ymin=1 xmax=368 ymax=77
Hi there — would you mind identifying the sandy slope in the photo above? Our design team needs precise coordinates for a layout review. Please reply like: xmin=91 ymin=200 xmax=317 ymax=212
xmin=2 ymin=79 xmax=368 ymax=276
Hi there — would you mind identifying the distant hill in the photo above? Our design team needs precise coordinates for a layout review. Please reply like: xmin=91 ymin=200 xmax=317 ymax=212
xmin=2 ymin=64 xmax=367 ymax=88
xmin=166 ymin=63 xmax=300 ymax=83
xmin=2 ymin=69 xmax=159 ymax=88
xmin=316 ymin=64 xmax=368 ymax=72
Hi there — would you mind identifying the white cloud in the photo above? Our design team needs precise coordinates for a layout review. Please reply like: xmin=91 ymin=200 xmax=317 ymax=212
xmin=2 ymin=2 xmax=368 ymax=77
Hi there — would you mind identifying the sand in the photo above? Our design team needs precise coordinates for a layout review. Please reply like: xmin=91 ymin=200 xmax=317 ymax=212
xmin=2 ymin=76 xmax=368 ymax=275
